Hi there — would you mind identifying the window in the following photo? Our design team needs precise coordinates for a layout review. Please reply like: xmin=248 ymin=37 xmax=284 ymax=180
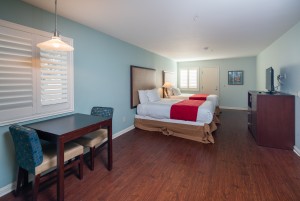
xmin=0 ymin=20 xmax=74 ymax=126
xmin=179 ymin=68 xmax=199 ymax=90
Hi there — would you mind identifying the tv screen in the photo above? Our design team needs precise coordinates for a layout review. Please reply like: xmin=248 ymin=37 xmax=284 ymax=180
xmin=266 ymin=67 xmax=275 ymax=93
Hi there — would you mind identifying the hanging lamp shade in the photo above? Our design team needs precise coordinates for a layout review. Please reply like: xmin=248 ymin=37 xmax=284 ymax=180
xmin=37 ymin=36 xmax=74 ymax=51
xmin=36 ymin=0 xmax=74 ymax=52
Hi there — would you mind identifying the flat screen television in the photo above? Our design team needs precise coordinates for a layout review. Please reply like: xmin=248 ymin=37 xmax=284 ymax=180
xmin=266 ymin=67 xmax=275 ymax=93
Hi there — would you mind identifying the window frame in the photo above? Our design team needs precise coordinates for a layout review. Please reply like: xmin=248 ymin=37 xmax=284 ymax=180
xmin=179 ymin=67 xmax=199 ymax=91
xmin=0 ymin=19 xmax=74 ymax=126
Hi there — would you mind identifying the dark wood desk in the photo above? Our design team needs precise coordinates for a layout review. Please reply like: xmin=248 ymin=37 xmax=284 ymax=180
xmin=24 ymin=113 xmax=113 ymax=201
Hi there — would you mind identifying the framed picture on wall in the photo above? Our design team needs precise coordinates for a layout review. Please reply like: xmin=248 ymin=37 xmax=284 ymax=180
xmin=228 ymin=70 xmax=243 ymax=85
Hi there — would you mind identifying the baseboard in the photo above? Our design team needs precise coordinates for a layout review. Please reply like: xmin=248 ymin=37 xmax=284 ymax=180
xmin=0 ymin=125 xmax=135 ymax=197
xmin=113 ymin=125 xmax=134 ymax=139
xmin=0 ymin=182 xmax=15 ymax=197
xmin=220 ymin=106 xmax=247 ymax=110
xmin=293 ymin=146 xmax=300 ymax=157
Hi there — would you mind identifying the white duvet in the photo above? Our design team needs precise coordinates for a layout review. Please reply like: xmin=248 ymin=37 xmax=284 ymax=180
xmin=137 ymin=99 xmax=214 ymax=124
xmin=169 ymin=94 xmax=219 ymax=109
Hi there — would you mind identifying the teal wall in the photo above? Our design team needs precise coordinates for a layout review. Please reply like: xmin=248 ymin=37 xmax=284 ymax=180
xmin=177 ymin=57 xmax=256 ymax=109
xmin=0 ymin=0 xmax=176 ymax=188
xmin=257 ymin=21 xmax=300 ymax=149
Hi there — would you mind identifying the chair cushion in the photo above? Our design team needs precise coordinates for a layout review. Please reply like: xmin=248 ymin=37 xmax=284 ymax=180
xmin=74 ymin=129 xmax=108 ymax=148
xmin=35 ymin=142 xmax=84 ymax=175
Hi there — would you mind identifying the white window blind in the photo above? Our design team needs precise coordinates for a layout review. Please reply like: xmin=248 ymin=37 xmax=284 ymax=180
xmin=179 ymin=70 xmax=188 ymax=88
xmin=0 ymin=31 xmax=33 ymax=110
xmin=179 ymin=68 xmax=199 ymax=90
xmin=40 ymin=50 xmax=68 ymax=106
xmin=0 ymin=20 xmax=74 ymax=126
xmin=189 ymin=69 xmax=197 ymax=89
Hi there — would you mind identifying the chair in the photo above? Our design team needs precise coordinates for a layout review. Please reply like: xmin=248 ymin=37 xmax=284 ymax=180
xmin=74 ymin=106 xmax=113 ymax=170
xmin=9 ymin=124 xmax=84 ymax=201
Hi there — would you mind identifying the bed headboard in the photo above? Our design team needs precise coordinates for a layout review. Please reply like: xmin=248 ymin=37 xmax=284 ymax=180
xmin=131 ymin=65 xmax=156 ymax=108
xmin=163 ymin=71 xmax=177 ymax=87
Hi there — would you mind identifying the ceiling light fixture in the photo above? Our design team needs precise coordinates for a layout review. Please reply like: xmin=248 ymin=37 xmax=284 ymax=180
xmin=37 ymin=0 xmax=74 ymax=51
xmin=193 ymin=15 xmax=199 ymax=22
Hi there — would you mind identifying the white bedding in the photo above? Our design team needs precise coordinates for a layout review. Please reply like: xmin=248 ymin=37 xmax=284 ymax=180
xmin=137 ymin=99 xmax=214 ymax=124
xmin=169 ymin=94 xmax=219 ymax=108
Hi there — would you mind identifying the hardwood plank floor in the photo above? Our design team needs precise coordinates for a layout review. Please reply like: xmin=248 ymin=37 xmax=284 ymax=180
xmin=2 ymin=109 xmax=300 ymax=201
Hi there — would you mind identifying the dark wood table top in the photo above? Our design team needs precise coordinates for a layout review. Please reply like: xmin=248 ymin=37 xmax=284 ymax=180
xmin=24 ymin=113 xmax=111 ymax=138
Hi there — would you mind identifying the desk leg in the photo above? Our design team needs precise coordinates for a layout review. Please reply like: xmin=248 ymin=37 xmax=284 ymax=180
xmin=108 ymin=121 xmax=113 ymax=170
xmin=57 ymin=140 xmax=65 ymax=201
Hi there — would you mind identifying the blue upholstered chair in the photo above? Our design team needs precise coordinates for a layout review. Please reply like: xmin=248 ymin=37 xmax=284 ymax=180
xmin=9 ymin=124 xmax=84 ymax=201
xmin=74 ymin=107 xmax=113 ymax=170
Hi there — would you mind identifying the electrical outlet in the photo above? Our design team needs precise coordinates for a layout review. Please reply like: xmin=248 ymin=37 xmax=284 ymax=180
xmin=122 ymin=116 xmax=126 ymax=122
xmin=284 ymin=73 xmax=287 ymax=79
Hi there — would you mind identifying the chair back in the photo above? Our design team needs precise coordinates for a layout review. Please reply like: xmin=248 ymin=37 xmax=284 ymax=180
xmin=91 ymin=107 xmax=114 ymax=118
xmin=9 ymin=124 xmax=43 ymax=175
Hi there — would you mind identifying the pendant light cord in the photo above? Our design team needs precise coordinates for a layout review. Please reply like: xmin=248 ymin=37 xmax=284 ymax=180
xmin=54 ymin=0 xmax=58 ymax=37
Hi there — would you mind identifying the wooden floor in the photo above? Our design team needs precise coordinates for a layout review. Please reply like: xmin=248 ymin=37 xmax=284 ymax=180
xmin=2 ymin=109 xmax=300 ymax=201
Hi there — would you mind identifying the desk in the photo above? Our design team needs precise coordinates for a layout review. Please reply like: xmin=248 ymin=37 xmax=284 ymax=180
xmin=24 ymin=113 xmax=112 ymax=201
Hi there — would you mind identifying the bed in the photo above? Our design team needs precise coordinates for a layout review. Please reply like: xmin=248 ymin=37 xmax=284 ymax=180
xmin=168 ymin=93 xmax=221 ymax=115
xmin=137 ymin=99 xmax=214 ymax=124
xmin=131 ymin=66 xmax=219 ymax=144
xmin=162 ymin=71 xmax=221 ymax=115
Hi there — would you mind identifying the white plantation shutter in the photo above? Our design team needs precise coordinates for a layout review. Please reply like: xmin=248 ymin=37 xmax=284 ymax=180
xmin=0 ymin=26 xmax=35 ymax=124
xmin=0 ymin=20 xmax=74 ymax=125
xmin=40 ymin=50 xmax=68 ymax=105
xmin=179 ymin=68 xmax=199 ymax=90
xmin=189 ymin=69 xmax=197 ymax=89
xmin=179 ymin=69 xmax=188 ymax=88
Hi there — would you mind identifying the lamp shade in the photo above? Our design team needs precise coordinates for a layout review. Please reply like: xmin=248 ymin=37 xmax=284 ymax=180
xmin=37 ymin=36 xmax=74 ymax=52
xmin=162 ymin=82 xmax=172 ymax=88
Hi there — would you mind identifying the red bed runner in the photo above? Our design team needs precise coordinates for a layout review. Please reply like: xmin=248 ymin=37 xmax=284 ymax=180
xmin=189 ymin=94 xmax=208 ymax=100
xmin=170 ymin=100 xmax=205 ymax=121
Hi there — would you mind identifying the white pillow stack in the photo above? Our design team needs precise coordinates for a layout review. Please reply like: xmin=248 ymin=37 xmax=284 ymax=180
xmin=172 ymin=88 xmax=181 ymax=96
xmin=138 ymin=88 xmax=161 ymax=104
xmin=147 ymin=89 xmax=161 ymax=102
xmin=138 ymin=90 xmax=149 ymax=104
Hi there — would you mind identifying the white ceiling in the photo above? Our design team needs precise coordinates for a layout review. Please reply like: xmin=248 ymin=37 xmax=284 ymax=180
xmin=23 ymin=0 xmax=300 ymax=61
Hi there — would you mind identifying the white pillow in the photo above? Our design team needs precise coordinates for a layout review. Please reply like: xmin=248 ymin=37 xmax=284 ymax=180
xmin=147 ymin=88 xmax=161 ymax=102
xmin=172 ymin=88 xmax=181 ymax=96
xmin=138 ymin=90 xmax=149 ymax=104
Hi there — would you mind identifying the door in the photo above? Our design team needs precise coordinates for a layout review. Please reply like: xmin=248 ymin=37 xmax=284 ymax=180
xmin=200 ymin=67 xmax=219 ymax=96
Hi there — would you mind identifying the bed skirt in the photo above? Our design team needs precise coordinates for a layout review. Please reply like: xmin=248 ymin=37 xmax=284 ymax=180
xmin=134 ymin=118 xmax=217 ymax=144
xmin=213 ymin=114 xmax=221 ymax=124
xmin=215 ymin=106 xmax=221 ymax=116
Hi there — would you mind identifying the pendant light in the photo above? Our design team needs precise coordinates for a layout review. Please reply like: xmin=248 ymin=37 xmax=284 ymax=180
xmin=37 ymin=0 xmax=74 ymax=51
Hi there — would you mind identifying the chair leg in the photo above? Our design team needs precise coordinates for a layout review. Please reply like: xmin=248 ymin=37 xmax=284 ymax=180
xmin=32 ymin=174 xmax=40 ymax=201
xmin=14 ymin=167 xmax=25 ymax=196
xmin=90 ymin=147 xmax=95 ymax=171
xmin=23 ymin=169 xmax=29 ymax=186
xmin=79 ymin=154 xmax=83 ymax=180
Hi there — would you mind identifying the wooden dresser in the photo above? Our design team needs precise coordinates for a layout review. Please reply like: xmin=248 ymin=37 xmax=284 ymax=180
xmin=248 ymin=91 xmax=295 ymax=150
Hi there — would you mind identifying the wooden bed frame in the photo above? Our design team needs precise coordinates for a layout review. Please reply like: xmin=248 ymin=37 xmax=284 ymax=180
xmin=131 ymin=66 xmax=218 ymax=144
